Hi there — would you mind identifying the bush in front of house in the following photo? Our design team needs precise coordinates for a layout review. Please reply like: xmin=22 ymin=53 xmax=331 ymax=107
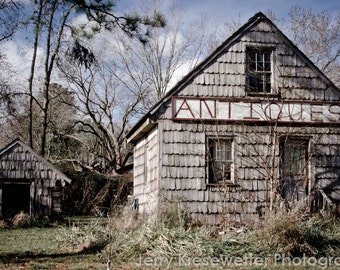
xmin=61 ymin=166 xmax=132 ymax=216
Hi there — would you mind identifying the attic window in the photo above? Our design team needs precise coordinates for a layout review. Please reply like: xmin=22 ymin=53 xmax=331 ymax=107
xmin=246 ymin=47 xmax=272 ymax=94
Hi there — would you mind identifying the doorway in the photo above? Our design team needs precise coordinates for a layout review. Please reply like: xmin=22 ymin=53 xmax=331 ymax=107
xmin=2 ymin=183 xmax=31 ymax=218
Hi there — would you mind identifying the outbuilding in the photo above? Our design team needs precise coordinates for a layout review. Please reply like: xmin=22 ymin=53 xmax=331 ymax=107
xmin=0 ymin=139 xmax=72 ymax=219
xmin=126 ymin=12 xmax=340 ymax=224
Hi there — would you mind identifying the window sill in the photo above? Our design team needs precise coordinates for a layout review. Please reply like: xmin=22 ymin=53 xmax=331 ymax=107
xmin=246 ymin=92 xmax=280 ymax=98
xmin=207 ymin=181 xmax=238 ymax=187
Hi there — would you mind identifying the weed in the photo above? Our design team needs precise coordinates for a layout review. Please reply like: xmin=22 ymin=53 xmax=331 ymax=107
xmin=9 ymin=203 xmax=338 ymax=269
xmin=57 ymin=219 xmax=108 ymax=253
xmin=11 ymin=211 xmax=31 ymax=228
xmin=252 ymin=207 xmax=340 ymax=258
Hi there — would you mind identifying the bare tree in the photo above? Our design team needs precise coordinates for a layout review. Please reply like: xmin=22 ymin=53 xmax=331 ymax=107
xmin=51 ymin=0 xmax=218 ymax=174
xmin=57 ymin=54 xmax=141 ymax=173
xmin=0 ymin=0 xmax=21 ymax=42
xmin=24 ymin=0 xmax=165 ymax=157
xmin=107 ymin=0 xmax=216 ymax=112
xmin=215 ymin=7 xmax=339 ymax=88
xmin=0 ymin=1 xmax=20 ymax=141
xmin=287 ymin=6 xmax=339 ymax=87
xmin=0 ymin=54 xmax=15 ymax=121
xmin=260 ymin=6 xmax=340 ymax=88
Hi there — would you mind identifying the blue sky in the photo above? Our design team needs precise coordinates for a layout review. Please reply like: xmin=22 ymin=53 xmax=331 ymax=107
xmin=1 ymin=0 xmax=338 ymax=86
xmin=117 ymin=0 xmax=339 ymax=23
xmin=180 ymin=0 xmax=339 ymax=19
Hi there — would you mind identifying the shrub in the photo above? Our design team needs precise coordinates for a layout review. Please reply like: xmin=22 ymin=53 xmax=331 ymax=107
xmin=253 ymin=207 xmax=340 ymax=257
xmin=11 ymin=211 xmax=31 ymax=228
xmin=159 ymin=199 xmax=191 ymax=229
xmin=55 ymin=203 xmax=340 ymax=265
xmin=61 ymin=167 xmax=132 ymax=216
xmin=57 ymin=219 xmax=109 ymax=253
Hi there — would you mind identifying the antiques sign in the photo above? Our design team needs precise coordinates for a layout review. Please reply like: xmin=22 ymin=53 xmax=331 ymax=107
xmin=172 ymin=97 xmax=340 ymax=124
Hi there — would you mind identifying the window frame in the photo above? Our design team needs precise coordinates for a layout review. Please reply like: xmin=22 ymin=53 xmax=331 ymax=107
xmin=246 ymin=47 xmax=274 ymax=95
xmin=280 ymin=137 xmax=310 ymax=202
xmin=207 ymin=137 xmax=234 ymax=185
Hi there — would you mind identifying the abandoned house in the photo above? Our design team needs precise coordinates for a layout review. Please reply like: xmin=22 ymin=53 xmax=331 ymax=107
xmin=126 ymin=12 xmax=340 ymax=225
xmin=0 ymin=139 xmax=72 ymax=219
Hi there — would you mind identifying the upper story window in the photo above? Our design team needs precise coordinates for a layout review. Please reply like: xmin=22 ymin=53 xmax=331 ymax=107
xmin=246 ymin=47 xmax=272 ymax=94
xmin=208 ymin=138 xmax=234 ymax=184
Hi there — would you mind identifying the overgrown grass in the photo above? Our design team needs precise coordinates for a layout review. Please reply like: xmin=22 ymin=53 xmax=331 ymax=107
xmin=56 ymin=203 xmax=340 ymax=269
xmin=1 ymin=205 xmax=340 ymax=269
xmin=0 ymin=211 xmax=52 ymax=228
xmin=251 ymin=208 xmax=340 ymax=258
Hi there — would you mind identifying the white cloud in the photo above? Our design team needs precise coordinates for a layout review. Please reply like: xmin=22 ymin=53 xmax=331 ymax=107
xmin=0 ymin=37 xmax=47 ymax=91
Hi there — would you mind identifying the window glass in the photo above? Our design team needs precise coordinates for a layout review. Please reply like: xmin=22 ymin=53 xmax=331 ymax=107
xmin=281 ymin=139 xmax=309 ymax=202
xmin=208 ymin=139 xmax=233 ymax=184
xmin=246 ymin=48 xmax=272 ymax=93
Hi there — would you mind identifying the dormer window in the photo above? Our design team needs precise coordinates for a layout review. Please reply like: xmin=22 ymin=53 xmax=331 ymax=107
xmin=246 ymin=47 xmax=272 ymax=94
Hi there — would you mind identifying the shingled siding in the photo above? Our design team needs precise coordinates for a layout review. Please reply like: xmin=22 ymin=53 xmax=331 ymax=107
xmin=0 ymin=139 xmax=71 ymax=218
xmin=158 ymin=119 xmax=340 ymax=224
xmin=314 ymin=130 xmax=340 ymax=202
xmin=1 ymin=146 xmax=63 ymax=182
xmin=179 ymin=21 xmax=335 ymax=100
xmin=127 ymin=13 xmax=340 ymax=225
xmin=153 ymin=18 xmax=340 ymax=223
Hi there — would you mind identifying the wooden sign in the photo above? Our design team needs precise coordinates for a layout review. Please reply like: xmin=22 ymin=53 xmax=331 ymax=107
xmin=172 ymin=97 xmax=340 ymax=124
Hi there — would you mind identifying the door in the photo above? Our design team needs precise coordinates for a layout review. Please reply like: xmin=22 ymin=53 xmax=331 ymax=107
xmin=2 ymin=183 xmax=31 ymax=218
xmin=281 ymin=139 xmax=309 ymax=203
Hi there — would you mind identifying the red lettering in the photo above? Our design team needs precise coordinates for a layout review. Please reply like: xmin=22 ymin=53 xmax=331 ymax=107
xmin=264 ymin=103 xmax=281 ymax=121
xmin=328 ymin=104 xmax=340 ymax=120
xmin=219 ymin=100 xmax=231 ymax=119
xmin=243 ymin=101 xmax=260 ymax=120
xmin=310 ymin=105 xmax=323 ymax=122
xmin=287 ymin=103 xmax=303 ymax=121
xmin=174 ymin=99 xmax=195 ymax=118
xmin=200 ymin=99 xmax=216 ymax=118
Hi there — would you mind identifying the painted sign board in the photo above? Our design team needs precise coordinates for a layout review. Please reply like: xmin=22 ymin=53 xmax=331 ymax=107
xmin=172 ymin=97 xmax=340 ymax=124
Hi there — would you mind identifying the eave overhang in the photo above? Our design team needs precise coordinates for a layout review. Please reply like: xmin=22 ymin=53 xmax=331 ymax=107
xmin=126 ymin=118 xmax=157 ymax=144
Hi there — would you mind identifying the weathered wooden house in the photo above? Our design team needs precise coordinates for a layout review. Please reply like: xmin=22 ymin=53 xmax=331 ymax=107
xmin=126 ymin=12 xmax=340 ymax=224
xmin=0 ymin=139 xmax=72 ymax=219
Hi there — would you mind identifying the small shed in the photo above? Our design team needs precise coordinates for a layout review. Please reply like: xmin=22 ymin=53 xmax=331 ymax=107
xmin=126 ymin=12 xmax=340 ymax=225
xmin=0 ymin=139 xmax=72 ymax=218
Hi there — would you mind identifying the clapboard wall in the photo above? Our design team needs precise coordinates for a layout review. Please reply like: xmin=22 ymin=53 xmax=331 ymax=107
xmin=133 ymin=127 xmax=159 ymax=214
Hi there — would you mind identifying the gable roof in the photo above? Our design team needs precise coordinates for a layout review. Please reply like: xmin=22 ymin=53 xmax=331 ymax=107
xmin=0 ymin=138 xmax=72 ymax=185
xmin=126 ymin=12 xmax=340 ymax=143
